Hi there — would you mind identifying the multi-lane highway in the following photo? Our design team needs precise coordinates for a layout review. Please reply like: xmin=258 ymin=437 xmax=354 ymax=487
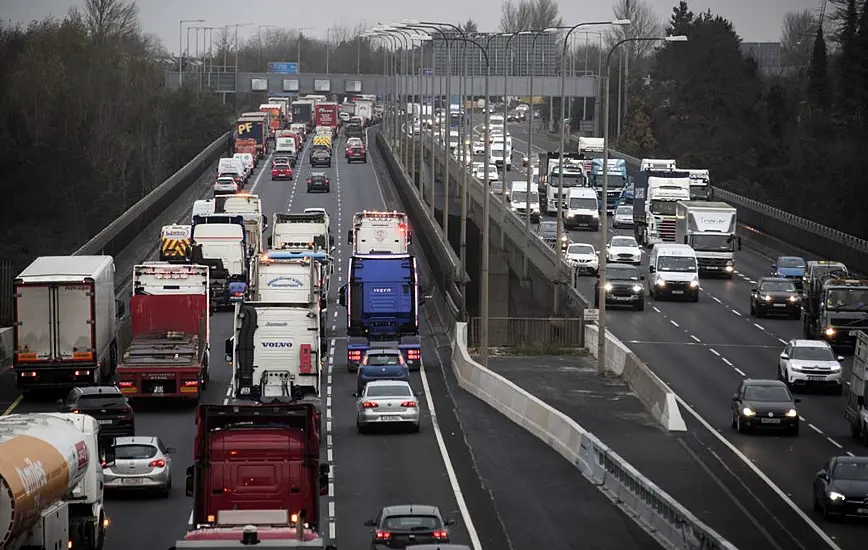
xmin=495 ymin=121 xmax=868 ymax=549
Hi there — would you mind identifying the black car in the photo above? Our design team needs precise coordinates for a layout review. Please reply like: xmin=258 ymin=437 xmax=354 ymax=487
xmin=307 ymin=171 xmax=330 ymax=193
xmin=813 ymin=456 xmax=868 ymax=519
xmin=365 ymin=504 xmax=456 ymax=550
xmin=58 ymin=386 xmax=135 ymax=443
xmin=595 ymin=263 xmax=645 ymax=311
xmin=507 ymin=110 xmax=520 ymax=122
xmin=750 ymin=277 xmax=801 ymax=318
xmin=537 ymin=221 xmax=567 ymax=251
xmin=310 ymin=148 xmax=332 ymax=167
xmin=730 ymin=379 xmax=800 ymax=435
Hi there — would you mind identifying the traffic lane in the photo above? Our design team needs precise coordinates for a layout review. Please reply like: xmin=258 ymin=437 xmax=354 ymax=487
xmin=631 ymin=337 xmax=866 ymax=550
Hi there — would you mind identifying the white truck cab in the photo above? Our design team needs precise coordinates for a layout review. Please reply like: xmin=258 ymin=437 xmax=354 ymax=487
xmin=508 ymin=181 xmax=540 ymax=223
xmin=648 ymin=243 xmax=700 ymax=301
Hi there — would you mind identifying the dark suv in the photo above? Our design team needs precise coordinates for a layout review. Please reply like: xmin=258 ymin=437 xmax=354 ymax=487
xmin=58 ymin=386 xmax=135 ymax=444
xmin=307 ymin=172 xmax=331 ymax=193
xmin=595 ymin=263 xmax=645 ymax=311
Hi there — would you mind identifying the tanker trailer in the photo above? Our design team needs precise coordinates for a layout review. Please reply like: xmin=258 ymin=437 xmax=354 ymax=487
xmin=0 ymin=413 xmax=106 ymax=550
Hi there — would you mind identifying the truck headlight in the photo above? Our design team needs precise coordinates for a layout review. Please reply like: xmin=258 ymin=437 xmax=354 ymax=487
xmin=592 ymin=212 xmax=600 ymax=218
xmin=689 ymin=279 xmax=699 ymax=288
xmin=825 ymin=327 xmax=835 ymax=337
xmin=632 ymin=285 xmax=642 ymax=292
xmin=604 ymin=283 xmax=613 ymax=291
xmin=655 ymin=277 xmax=666 ymax=287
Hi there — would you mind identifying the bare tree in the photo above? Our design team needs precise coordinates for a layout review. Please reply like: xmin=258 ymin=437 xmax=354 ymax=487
xmin=608 ymin=0 xmax=661 ymax=58
xmin=500 ymin=0 xmax=562 ymax=32
xmin=781 ymin=10 xmax=817 ymax=70
xmin=83 ymin=0 xmax=139 ymax=44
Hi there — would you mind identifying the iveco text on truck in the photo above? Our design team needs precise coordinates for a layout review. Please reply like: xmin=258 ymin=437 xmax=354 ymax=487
xmin=13 ymin=256 xmax=123 ymax=392
xmin=675 ymin=201 xmax=741 ymax=278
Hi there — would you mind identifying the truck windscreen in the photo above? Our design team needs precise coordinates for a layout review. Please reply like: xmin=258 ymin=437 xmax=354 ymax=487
xmin=690 ymin=234 xmax=734 ymax=251
xmin=825 ymin=289 xmax=868 ymax=311
xmin=590 ymin=174 xmax=626 ymax=189
xmin=549 ymin=171 xmax=585 ymax=187
xmin=650 ymin=200 xmax=678 ymax=216
xmin=512 ymin=191 xmax=539 ymax=203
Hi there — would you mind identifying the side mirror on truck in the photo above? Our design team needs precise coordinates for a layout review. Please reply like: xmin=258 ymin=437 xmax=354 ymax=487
xmin=261 ymin=214 xmax=268 ymax=231
xmin=267 ymin=236 xmax=273 ymax=248
xmin=347 ymin=230 xmax=354 ymax=244
xmin=683 ymin=236 xmax=688 ymax=244
xmin=185 ymin=465 xmax=194 ymax=497
xmin=338 ymin=286 xmax=347 ymax=307
xmin=224 ymin=338 xmax=233 ymax=363
xmin=329 ymin=235 xmax=335 ymax=246
xmin=116 ymin=300 xmax=126 ymax=318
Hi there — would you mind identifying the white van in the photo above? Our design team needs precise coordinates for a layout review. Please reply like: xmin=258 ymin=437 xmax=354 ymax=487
xmin=489 ymin=148 xmax=512 ymax=172
xmin=191 ymin=199 xmax=215 ymax=222
xmin=508 ymin=181 xmax=540 ymax=223
xmin=233 ymin=153 xmax=254 ymax=175
xmin=563 ymin=188 xmax=600 ymax=231
xmin=648 ymin=243 xmax=700 ymax=301
xmin=218 ymin=157 xmax=246 ymax=182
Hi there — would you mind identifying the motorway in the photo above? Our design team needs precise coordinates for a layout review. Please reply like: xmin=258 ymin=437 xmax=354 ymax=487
xmin=0 ymin=123 xmax=662 ymax=550
xmin=492 ymin=121 xmax=868 ymax=549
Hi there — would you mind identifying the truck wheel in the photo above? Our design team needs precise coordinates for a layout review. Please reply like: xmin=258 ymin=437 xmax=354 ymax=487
xmin=95 ymin=511 xmax=106 ymax=550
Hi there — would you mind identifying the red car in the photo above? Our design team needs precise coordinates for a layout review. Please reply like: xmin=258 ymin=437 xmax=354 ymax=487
xmin=346 ymin=145 xmax=367 ymax=163
xmin=271 ymin=162 xmax=293 ymax=180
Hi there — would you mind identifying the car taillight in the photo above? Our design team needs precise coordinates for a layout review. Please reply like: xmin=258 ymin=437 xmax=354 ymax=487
xmin=118 ymin=381 xmax=133 ymax=388
xmin=101 ymin=461 xmax=108 ymax=468
xmin=148 ymin=459 xmax=166 ymax=468
xmin=183 ymin=380 xmax=198 ymax=387
xmin=401 ymin=401 xmax=417 ymax=408
xmin=349 ymin=350 xmax=362 ymax=361
xmin=363 ymin=401 xmax=379 ymax=408
xmin=375 ymin=531 xmax=391 ymax=540
xmin=433 ymin=530 xmax=449 ymax=540
xmin=406 ymin=349 xmax=420 ymax=361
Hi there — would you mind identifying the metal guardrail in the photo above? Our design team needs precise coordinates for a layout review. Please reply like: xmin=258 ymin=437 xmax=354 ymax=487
xmin=74 ymin=131 xmax=231 ymax=257
xmin=468 ymin=317 xmax=584 ymax=347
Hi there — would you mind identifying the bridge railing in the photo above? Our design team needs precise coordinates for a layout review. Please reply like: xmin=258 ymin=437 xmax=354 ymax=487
xmin=468 ymin=317 xmax=585 ymax=348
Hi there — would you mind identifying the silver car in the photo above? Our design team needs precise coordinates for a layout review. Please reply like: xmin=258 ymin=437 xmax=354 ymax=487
xmin=356 ymin=380 xmax=420 ymax=433
xmin=103 ymin=436 xmax=174 ymax=496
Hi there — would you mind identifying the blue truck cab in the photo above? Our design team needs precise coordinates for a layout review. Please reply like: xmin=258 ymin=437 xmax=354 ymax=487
xmin=588 ymin=158 xmax=628 ymax=213
xmin=338 ymin=253 xmax=422 ymax=371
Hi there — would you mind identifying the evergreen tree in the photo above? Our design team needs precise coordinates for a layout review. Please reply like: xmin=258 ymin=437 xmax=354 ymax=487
xmin=835 ymin=0 xmax=859 ymax=114
xmin=807 ymin=26 xmax=831 ymax=110
xmin=668 ymin=1 xmax=694 ymax=35
xmin=855 ymin=0 xmax=868 ymax=120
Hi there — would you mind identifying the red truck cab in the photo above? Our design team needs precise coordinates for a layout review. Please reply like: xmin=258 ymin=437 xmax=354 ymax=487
xmin=117 ymin=264 xmax=210 ymax=400
xmin=181 ymin=402 xmax=329 ymax=545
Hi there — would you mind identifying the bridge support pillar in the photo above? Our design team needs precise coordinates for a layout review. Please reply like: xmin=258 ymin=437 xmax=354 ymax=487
xmin=488 ymin=248 xmax=510 ymax=318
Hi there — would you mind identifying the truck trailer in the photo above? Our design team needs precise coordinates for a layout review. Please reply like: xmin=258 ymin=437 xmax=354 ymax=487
xmin=339 ymin=254 xmax=422 ymax=371
xmin=0 ymin=412 xmax=106 ymax=550
xmin=116 ymin=263 xmax=210 ymax=400
xmin=173 ymin=404 xmax=333 ymax=549
xmin=846 ymin=330 xmax=868 ymax=445
xmin=235 ymin=116 xmax=267 ymax=159
xmin=191 ymin=215 xmax=249 ymax=309
xmin=674 ymin=201 xmax=741 ymax=278
xmin=13 ymin=256 xmax=123 ymax=392
xmin=803 ymin=274 xmax=868 ymax=345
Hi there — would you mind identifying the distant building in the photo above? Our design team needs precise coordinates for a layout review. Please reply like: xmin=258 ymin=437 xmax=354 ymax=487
xmin=740 ymin=42 xmax=799 ymax=77
xmin=432 ymin=31 xmax=558 ymax=77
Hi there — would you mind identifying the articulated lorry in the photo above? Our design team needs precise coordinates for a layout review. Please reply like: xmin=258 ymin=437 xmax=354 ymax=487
xmin=160 ymin=225 xmax=193 ymax=263
xmin=291 ymin=100 xmax=315 ymax=131
xmin=236 ymin=115 xmax=268 ymax=159
xmin=271 ymin=212 xmax=333 ymax=252
xmin=0 ymin=412 xmax=106 ymax=550
xmin=632 ymin=170 xmax=691 ymax=246
xmin=13 ymin=256 xmax=123 ymax=392
xmin=339 ymin=254 xmax=422 ymax=371
xmin=116 ymin=264 xmax=210 ymax=400
xmin=846 ymin=330 xmax=868 ymax=445
xmin=588 ymin=158 xmax=628 ymax=213
xmin=803 ymin=272 xmax=868 ymax=345
xmin=191 ymin=215 xmax=249 ymax=309
xmin=348 ymin=211 xmax=412 ymax=254
xmin=171 ymin=404 xmax=334 ymax=550
xmin=674 ymin=201 xmax=741 ymax=278
xmin=541 ymin=153 xmax=586 ymax=216
xmin=684 ymin=169 xmax=713 ymax=200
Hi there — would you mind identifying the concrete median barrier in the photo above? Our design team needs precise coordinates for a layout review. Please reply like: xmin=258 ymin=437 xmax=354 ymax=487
xmin=584 ymin=323 xmax=686 ymax=432
xmin=451 ymin=321 xmax=735 ymax=550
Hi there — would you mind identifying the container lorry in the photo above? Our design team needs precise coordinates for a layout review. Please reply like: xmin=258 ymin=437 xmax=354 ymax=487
xmin=587 ymin=158 xmax=628 ymax=213
xmin=172 ymin=403 xmax=333 ymax=549
xmin=191 ymin=215 xmax=249 ymax=309
xmin=116 ymin=264 xmax=210 ymax=400
xmin=259 ymin=104 xmax=283 ymax=133
xmin=0 ymin=412 xmax=106 ymax=550
xmin=160 ymin=224 xmax=193 ymax=263
xmin=803 ymin=274 xmax=868 ymax=345
xmin=338 ymin=254 xmax=422 ymax=371
xmin=543 ymin=154 xmax=586 ymax=216
xmin=354 ymin=100 xmax=374 ymax=124
xmin=846 ymin=330 xmax=868 ymax=445
xmin=347 ymin=211 xmax=412 ymax=254
xmin=235 ymin=116 xmax=267 ymax=159
xmin=271 ymin=212 xmax=333 ymax=252
xmin=674 ymin=201 xmax=741 ymax=278
xmin=13 ymin=256 xmax=123 ymax=392
xmin=314 ymin=103 xmax=339 ymax=133
xmin=291 ymin=101 xmax=315 ymax=130
xmin=632 ymin=170 xmax=691 ymax=246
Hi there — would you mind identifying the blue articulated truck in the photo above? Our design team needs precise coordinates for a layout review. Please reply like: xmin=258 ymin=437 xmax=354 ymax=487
xmin=338 ymin=253 xmax=422 ymax=372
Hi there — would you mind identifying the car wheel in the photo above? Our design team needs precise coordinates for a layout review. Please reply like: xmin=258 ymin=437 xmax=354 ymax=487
xmin=730 ymin=412 xmax=737 ymax=429
xmin=833 ymin=384 xmax=843 ymax=396
xmin=161 ymin=477 xmax=172 ymax=498
xmin=749 ymin=302 xmax=755 ymax=316
xmin=356 ymin=420 xmax=366 ymax=434
xmin=736 ymin=414 xmax=746 ymax=433
xmin=634 ymin=300 xmax=644 ymax=311
xmin=822 ymin=501 xmax=836 ymax=521
xmin=790 ymin=423 xmax=800 ymax=437
xmin=411 ymin=423 xmax=420 ymax=433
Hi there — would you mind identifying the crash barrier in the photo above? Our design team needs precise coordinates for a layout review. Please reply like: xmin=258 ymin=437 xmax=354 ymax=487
xmin=74 ymin=132 xmax=231 ymax=257
xmin=468 ymin=317 xmax=584 ymax=348
xmin=583 ymin=323 xmax=686 ymax=432
xmin=552 ymin=130 xmax=868 ymax=272
xmin=451 ymin=322 xmax=737 ymax=550
xmin=375 ymin=129 xmax=464 ymax=323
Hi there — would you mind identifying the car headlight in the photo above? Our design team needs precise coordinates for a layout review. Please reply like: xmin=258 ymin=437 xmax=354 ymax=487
xmin=825 ymin=327 xmax=835 ymax=337
xmin=830 ymin=364 xmax=841 ymax=371
xmin=742 ymin=407 xmax=755 ymax=417
xmin=828 ymin=491 xmax=846 ymax=502
xmin=655 ymin=277 xmax=666 ymax=287
xmin=764 ymin=295 xmax=772 ymax=302
xmin=725 ymin=265 xmax=734 ymax=272
xmin=560 ymin=235 xmax=568 ymax=242
xmin=785 ymin=409 xmax=798 ymax=418
xmin=789 ymin=295 xmax=798 ymax=302
xmin=689 ymin=279 xmax=699 ymax=288
xmin=632 ymin=284 xmax=642 ymax=292
xmin=604 ymin=283 xmax=613 ymax=291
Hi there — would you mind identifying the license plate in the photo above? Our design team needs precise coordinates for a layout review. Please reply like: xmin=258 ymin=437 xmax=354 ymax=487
xmin=858 ymin=508 xmax=868 ymax=514
xmin=773 ymin=303 xmax=787 ymax=307
xmin=671 ymin=290 xmax=684 ymax=295
xmin=381 ymin=416 xmax=400 ymax=422
xmin=760 ymin=418 xmax=781 ymax=424
xmin=152 ymin=386 xmax=163 ymax=394
xmin=807 ymin=376 xmax=826 ymax=381
xmin=98 ymin=419 xmax=112 ymax=425
xmin=850 ymin=331 xmax=860 ymax=336
xmin=121 ymin=478 xmax=143 ymax=485
xmin=612 ymin=296 xmax=632 ymax=301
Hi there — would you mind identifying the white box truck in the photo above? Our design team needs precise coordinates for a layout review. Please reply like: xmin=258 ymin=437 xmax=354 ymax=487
xmin=846 ymin=331 xmax=868 ymax=445
xmin=13 ymin=256 xmax=122 ymax=392
xmin=675 ymin=201 xmax=741 ymax=278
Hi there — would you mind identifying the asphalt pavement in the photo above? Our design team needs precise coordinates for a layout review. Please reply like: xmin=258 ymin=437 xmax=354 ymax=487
xmin=501 ymin=122 xmax=868 ymax=550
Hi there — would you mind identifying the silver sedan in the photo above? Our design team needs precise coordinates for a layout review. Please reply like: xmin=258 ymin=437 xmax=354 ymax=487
xmin=103 ymin=436 xmax=174 ymax=496
xmin=356 ymin=380 xmax=420 ymax=433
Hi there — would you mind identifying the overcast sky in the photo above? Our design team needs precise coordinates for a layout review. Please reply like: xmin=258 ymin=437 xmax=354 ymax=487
xmin=4 ymin=0 xmax=823 ymax=54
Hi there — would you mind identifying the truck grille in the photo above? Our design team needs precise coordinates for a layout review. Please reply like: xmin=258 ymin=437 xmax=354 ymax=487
xmin=658 ymin=219 xmax=676 ymax=241
xmin=830 ymin=318 xmax=868 ymax=329
xmin=698 ymin=258 xmax=730 ymax=268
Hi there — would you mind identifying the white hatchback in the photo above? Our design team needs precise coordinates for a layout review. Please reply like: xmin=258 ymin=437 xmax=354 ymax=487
xmin=607 ymin=236 xmax=642 ymax=265
xmin=779 ymin=339 xmax=844 ymax=395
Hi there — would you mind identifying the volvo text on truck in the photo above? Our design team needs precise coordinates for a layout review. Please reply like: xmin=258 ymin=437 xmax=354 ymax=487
xmin=339 ymin=254 xmax=422 ymax=371
xmin=0 ymin=412 xmax=106 ymax=550
xmin=632 ymin=170 xmax=691 ymax=246
xmin=347 ymin=211 xmax=412 ymax=254
xmin=191 ymin=215 xmax=249 ymax=309
xmin=173 ymin=404 xmax=333 ymax=549
xmin=674 ymin=201 xmax=741 ymax=278
xmin=116 ymin=264 xmax=210 ymax=400
xmin=13 ymin=256 xmax=123 ymax=392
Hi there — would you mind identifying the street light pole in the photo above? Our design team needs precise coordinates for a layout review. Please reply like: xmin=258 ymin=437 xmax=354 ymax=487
xmin=500 ymin=31 xmax=523 ymax=250
xmin=555 ymin=20 xmax=631 ymax=315
xmin=179 ymin=19 xmax=205 ymax=87
xmin=596 ymin=34 xmax=687 ymax=374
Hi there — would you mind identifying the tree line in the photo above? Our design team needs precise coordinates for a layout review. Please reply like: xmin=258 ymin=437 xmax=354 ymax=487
xmin=619 ymin=0 xmax=868 ymax=240
xmin=0 ymin=0 xmax=235 ymax=272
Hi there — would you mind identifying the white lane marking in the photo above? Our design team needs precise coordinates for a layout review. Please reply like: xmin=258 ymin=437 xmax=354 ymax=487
xmin=652 ymin=306 xmax=661 ymax=313
xmin=808 ymin=423 xmax=823 ymax=434
xmin=847 ymin=451 xmax=856 ymax=457
xmin=673 ymin=395 xmax=843 ymax=550
xmin=710 ymin=348 xmax=721 ymax=356
xmin=827 ymin=437 xmax=843 ymax=449
xmin=690 ymin=335 xmax=701 ymax=343
xmin=712 ymin=296 xmax=721 ymax=303
xmin=721 ymin=358 xmax=734 ymax=367
xmin=248 ymin=151 xmax=274 ymax=194
xmin=734 ymin=368 xmax=746 ymax=376
xmin=778 ymin=338 xmax=787 ymax=345
xmin=753 ymin=323 xmax=765 ymax=331
xmin=669 ymin=320 xmax=679 ymax=327
xmin=732 ymin=310 xmax=742 ymax=316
